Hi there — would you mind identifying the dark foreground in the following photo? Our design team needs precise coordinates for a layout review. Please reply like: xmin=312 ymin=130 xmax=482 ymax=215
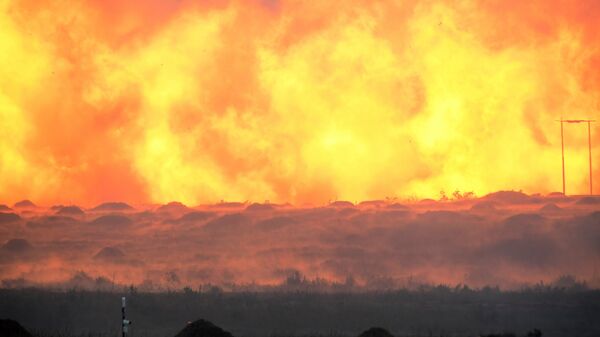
xmin=1 ymin=287 xmax=599 ymax=337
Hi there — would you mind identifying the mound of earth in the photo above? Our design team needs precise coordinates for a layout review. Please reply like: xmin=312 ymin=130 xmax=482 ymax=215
xmin=329 ymin=200 xmax=354 ymax=208
xmin=1 ymin=239 xmax=33 ymax=253
xmin=358 ymin=200 xmax=386 ymax=208
xmin=13 ymin=200 xmax=36 ymax=209
xmin=0 ymin=204 xmax=12 ymax=211
xmin=358 ymin=327 xmax=394 ymax=337
xmin=483 ymin=191 xmax=530 ymax=204
xmin=0 ymin=319 xmax=33 ymax=337
xmin=502 ymin=213 xmax=546 ymax=227
xmin=210 ymin=202 xmax=246 ymax=209
xmin=56 ymin=206 xmax=85 ymax=215
xmin=385 ymin=203 xmax=410 ymax=210
xmin=174 ymin=319 xmax=234 ymax=337
xmin=245 ymin=203 xmax=275 ymax=211
xmin=94 ymin=246 xmax=125 ymax=261
xmin=176 ymin=211 xmax=215 ymax=223
xmin=91 ymin=202 xmax=133 ymax=212
xmin=545 ymin=192 xmax=570 ymax=202
xmin=26 ymin=216 xmax=77 ymax=229
xmin=90 ymin=214 xmax=133 ymax=227
xmin=157 ymin=201 xmax=189 ymax=213
xmin=0 ymin=212 xmax=21 ymax=224
xmin=539 ymin=203 xmax=561 ymax=212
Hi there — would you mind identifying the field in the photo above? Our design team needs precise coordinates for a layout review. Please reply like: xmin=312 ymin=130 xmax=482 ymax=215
xmin=1 ymin=287 xmax=600 ymax=337
xmin=2 ymin=192 xmax=600 ymax=337
xmin=2 ymin=192 xmax=600 ymax=291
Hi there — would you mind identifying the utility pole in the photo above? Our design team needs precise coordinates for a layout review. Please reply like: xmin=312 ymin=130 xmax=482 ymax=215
xmin=556 ymin=119 xmax=595 ymax=196
xmin=589 ymin=120 xmax=593 ymax=195
xmin=561 ymin=118 xmax=566 ymax=195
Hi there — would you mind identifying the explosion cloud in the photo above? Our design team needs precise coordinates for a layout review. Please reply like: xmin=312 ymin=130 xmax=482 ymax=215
xmin=0 ymin=0 xmax=599 ymax=206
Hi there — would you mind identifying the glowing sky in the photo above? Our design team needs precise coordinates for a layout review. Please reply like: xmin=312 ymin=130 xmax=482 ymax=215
xmin=0 ymin=0 xmax=599 ymax=206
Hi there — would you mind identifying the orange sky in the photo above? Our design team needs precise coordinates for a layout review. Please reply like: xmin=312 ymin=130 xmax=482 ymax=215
xmin=0 ymin=0 xmax=599 ymax=206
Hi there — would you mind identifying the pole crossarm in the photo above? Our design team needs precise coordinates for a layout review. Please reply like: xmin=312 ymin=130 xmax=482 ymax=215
xmin=555 ymin=119 xmax=596 ymax=123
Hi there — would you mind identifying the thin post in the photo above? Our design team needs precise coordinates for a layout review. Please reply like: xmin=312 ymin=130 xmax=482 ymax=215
xmin=589 ymin=121 xmax=593 ymax=195
xmin=122 ymin=297 xmax=126 ymax=337
xmin=561 ymin=119 xmax=566 ymax=195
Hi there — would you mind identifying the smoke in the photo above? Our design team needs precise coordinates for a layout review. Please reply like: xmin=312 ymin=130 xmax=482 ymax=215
xmin=0 ymin=0 xmax=598 ymax=206
xmin=1 ymin=193 xmax=599 ymax=290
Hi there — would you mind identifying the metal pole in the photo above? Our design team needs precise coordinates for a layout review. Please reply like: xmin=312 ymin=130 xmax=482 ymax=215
xmin=561 ymin=119 xmax=566 ymax=195
xmin=122 ymin=297 xmax=126 ymax=337
xmin=589 ymin=121 xmax=593 ymax=195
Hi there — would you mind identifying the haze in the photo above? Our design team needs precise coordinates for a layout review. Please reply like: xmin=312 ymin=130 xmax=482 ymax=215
xmin=1 ymin=192 xmax=599 ymax=290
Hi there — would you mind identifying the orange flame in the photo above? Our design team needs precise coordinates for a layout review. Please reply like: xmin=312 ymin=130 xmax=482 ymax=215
xmin=1 ymin=0 xmax=599 ymax=206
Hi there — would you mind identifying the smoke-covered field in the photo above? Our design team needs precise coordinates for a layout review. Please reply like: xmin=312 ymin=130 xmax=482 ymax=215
xmin=2 ymin=191 xmax=600 ymax=336
xmin=1 ymin=191 xmax=599 ymax=290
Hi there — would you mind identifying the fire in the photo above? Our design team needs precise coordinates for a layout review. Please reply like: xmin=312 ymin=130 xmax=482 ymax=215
xmin=0 ymin=0 xmax=598 ymax=206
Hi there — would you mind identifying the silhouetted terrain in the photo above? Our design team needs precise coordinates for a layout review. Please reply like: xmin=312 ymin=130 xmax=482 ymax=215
xmin=1 ymin=287 xmax=599 ymax=337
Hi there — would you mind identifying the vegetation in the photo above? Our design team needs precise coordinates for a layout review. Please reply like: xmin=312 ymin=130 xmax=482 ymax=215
xmin=1 ymin=286 xmax=598 ymax=337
